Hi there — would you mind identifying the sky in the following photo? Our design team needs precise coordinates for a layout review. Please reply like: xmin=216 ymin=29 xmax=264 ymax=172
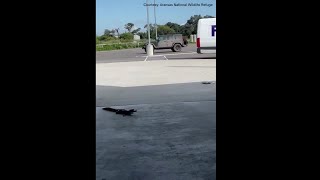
xmin=96 ymin=0 xmax=216 ymax=35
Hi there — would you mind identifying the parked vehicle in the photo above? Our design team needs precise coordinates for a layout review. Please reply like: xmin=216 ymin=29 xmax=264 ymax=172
xmin=142 ymin=34 xmax=188 ymax=53
xmin=197 ymin=18 xmax=216 ymax=54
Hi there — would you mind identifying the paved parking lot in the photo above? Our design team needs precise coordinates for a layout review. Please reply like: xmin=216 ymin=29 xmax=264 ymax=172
xmin=96 ymin=101 xmax=216 ymax=180
xmin=96 ymin=50 xmax=216 ymax=180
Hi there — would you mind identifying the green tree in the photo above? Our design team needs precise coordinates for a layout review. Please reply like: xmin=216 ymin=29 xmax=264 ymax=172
xmin=98 ymin=35 xmax=106 ymax=41
xmin=114 ymin=28 xmax=120 ymax=37
xmin=104 ymin=29 xmax=113 ymax=36
xmin=180 ymin=22 xmax=194 ymax=37
xmin=204 ymin=15 xmax=215 ymax=18
xmin=186 ymin=15 xmax=202 ymax=34
xmin=137 ymin=32 xmax=147 ymax=39
xmin=99 ymin=35 xmax=117 ymax=41
xmin=132 ymin=28 xmax=141 ymax=34
xmin=165 ymin=22 xmax=182 ymax=33
xmin=110 ymin=29 xmax=116 ymax=36
xmin=144 ymin=24 xmax=155 ymax=31
xmin=124 ymin=23 xmax=134 ymax=32
xmin=183 ymin=15 xmax=214 ymax=35
xmin=157 ymin=25 xmax=175 ymax=35
xmin=144 ymin=24 xmax=156 ymax=39
xmin=119 ymin=32 xmax=133 ymax=40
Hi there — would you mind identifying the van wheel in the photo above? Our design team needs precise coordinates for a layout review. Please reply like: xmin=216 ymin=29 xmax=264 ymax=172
xmin=173 ymin=44 xmax=182 ymax=52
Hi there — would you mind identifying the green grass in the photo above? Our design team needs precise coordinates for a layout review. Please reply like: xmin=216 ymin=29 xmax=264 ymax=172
xmin=96 ymin=38 xmax=147 ymax=51
xmin=96 ymin=38 xmax=195 ymax=51
xmin=97 ymin=39 xmax=146 ymax=44
xmin=96 ymin=42 xmax=145 ymax=51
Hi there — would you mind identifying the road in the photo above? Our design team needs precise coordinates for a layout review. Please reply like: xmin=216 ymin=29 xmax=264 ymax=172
xmin=96 ymin=44 xmax=216 ymax=63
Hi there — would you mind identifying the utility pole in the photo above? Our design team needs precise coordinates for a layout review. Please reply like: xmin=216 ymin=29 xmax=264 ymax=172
xmin=154 ymin=0 xmax=157 ymax=39
xmin=146 ymin=0 xmax=153 ymax=56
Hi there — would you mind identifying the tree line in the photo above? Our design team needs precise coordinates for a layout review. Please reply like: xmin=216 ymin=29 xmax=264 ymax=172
xmin=97 ymin=15 xmax=214 ymax=42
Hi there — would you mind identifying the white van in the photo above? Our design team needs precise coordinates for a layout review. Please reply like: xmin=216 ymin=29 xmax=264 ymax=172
xmin=196 ymin=18 xmax=216 ymax=54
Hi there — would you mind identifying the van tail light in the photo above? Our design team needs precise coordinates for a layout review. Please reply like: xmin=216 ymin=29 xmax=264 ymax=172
xmin=197 ymin=38 xmax=200 ymax=47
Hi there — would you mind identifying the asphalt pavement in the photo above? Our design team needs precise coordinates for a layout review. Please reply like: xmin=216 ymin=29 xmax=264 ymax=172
xmin=96 ymin=44 xmax=216 ymax=63
xmin=96 ymin=48 xmax=216 ymax=180
xmin=96 ymin=101 xmax=216 ymax=180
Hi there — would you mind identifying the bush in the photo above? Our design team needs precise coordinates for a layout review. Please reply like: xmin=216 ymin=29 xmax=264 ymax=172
xmin=105 ymin=36 xmax=117 ymax=41
xmin=119 ymin=33 xmax=133 ymax=40
xmin=157 ymin=25 xmax=175 ymax=35
xmin=97 ymin=35 xmax=117 ymax=41
xmin=96 ymin=42 xmax=144 ymax=51
xmin=137 ymin=32 xmax=147 ymax=39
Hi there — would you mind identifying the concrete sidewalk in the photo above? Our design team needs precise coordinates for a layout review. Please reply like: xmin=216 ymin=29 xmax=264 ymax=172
xmin=96 ymin=59 xmax=215 ymax=87
xmin=96 ymin=59 xmax=216 ymax=106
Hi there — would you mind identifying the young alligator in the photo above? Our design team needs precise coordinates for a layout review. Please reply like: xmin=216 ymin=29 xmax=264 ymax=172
xmin=102 ymin=107 xmax=137 ymax=116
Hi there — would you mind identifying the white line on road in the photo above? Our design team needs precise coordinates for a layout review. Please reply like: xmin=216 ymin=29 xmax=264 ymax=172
xmin=136 ymin=52 xmax=197 ymax=57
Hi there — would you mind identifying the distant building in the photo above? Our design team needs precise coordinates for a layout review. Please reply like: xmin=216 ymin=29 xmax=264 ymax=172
xmin=133 ymin=34 xmax=140 ymax=41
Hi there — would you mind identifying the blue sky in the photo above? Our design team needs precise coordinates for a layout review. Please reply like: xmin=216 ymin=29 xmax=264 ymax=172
xmin=96 ymin=0 xmax=216 ymax=35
